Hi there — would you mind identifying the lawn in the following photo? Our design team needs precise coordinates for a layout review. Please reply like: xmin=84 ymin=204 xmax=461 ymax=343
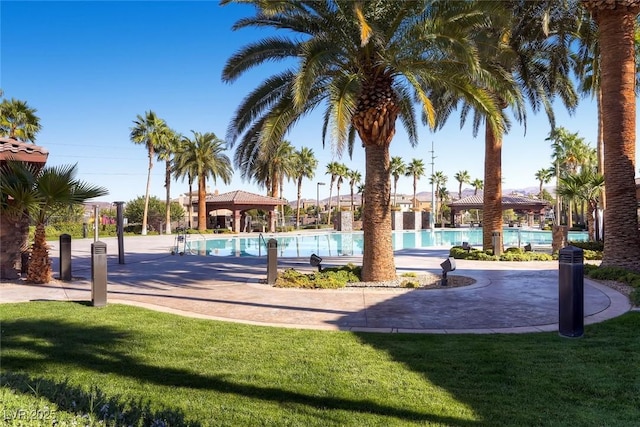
xmin=1 ymin=302 xmax=639 ymax=426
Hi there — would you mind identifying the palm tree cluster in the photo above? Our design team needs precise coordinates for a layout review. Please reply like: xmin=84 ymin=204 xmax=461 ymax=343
xmin=130 ymin=112 xmax=233 ymax=233
xmin=222 ymin=0 xmax=640 ymax=278
xmin=544 ymin=127 xmax=604 ymax=240
xmin=324 ymin=161 xmax=362 ymax=224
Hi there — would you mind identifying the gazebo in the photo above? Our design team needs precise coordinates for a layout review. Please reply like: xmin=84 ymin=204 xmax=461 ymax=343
xmin=447 ymin=194 xmax=551 ymax=227
xmin=194 ymin=190 xmax=287 ymax=233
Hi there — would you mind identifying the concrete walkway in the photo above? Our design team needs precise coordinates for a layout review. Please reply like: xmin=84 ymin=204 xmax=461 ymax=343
xmin=0 ymin=234 xmax=632 ymax=334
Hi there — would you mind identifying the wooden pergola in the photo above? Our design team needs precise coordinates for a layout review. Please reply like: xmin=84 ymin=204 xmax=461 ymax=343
xmin=447 ymin=194 xmax=551 ymax=226
xmin=194 ymin=190 xmax=286 ymax=233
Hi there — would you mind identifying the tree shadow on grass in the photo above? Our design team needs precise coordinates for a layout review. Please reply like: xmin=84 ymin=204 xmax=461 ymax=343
xmin=1 ymin=372 xmax=200 ymax=426
xmin=0 ymin=316 xmax=476 ymax=425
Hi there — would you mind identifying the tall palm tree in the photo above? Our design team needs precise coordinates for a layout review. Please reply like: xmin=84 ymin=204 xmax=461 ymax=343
xmin=534 ymin=168 xmax=553 ymax=199
xmin=156 ymin=128 xmax=181 ymax=234
xmin=1 ymin=161 xmax=107 ymax=283
xmin=471 ymin=178 xmax=484 ymax=196
xmin=222 ymin=0 xmax=503 ymax=281
xmin=291 ymin=147 xmax=317 ymax=229
xmin=334 ymin=163 xmax=349 ymax=213
xmin=348 ymin=169 xmax=362 ymax=212
xmin=0 ymin=98 xmax=42 ymax=142
xmin=580 ymin=0 xmax=640 ymax=271
xmin=173 ymin=137 xmax=198 ymax=229
xmin=430 ymin=1 xmax=579 ymax=252
xmin=454 ymin=170 xmax=471 ymax=200
xmin=180 ymin=131 xmax=233 ymax=232
xmin=325 ymin=161 xmax=342 ymax=225
xmin=130 ymin=111 xmax=169 ymax=235
xmin=405 ymin=159 xmax=426 ymax=210
xmin=429 ymin=171 xmax=448 ymax=224
xmin=437 ymin=186 xmax=450 ymax=225
xmin=390 ymin=156 xmax=406 ymax=207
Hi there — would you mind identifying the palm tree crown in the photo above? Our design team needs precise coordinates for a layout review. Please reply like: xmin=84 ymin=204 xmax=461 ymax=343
xmin=222 ymin=0 xmax=504 ymax=281
xmin=0 ymin=98 xmax=42 ymax=142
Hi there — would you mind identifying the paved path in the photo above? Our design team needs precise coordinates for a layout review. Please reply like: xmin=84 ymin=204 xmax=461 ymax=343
xmin=0 ymin=234 xmax=632 ymax=334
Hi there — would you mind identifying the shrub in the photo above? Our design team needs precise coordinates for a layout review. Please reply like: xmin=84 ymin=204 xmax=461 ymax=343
xmin=585 ymin=265 xmax=640 ymax=306
xmin=450 ymin=246 xmax=550 ymax=261
xmin=401 ymin=280 xmax=420 ymax=288
xmin=274 ymin=264 xmax=361 ymax=289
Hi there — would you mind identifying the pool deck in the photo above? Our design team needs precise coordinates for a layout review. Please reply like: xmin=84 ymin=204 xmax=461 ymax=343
xmin=0 ymin=233 xmax=633 ymax=334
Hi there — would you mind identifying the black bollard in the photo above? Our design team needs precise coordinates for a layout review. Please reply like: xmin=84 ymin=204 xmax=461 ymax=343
xmin=558 ymin=246 xmax=584 ymax=338
xmin=91 ymin=241 xmax=108 ymax=307
xmin=267 ymin=238 xmax=278 ymax=285
xmin=59 ymin=234 xmax=72 ymax=281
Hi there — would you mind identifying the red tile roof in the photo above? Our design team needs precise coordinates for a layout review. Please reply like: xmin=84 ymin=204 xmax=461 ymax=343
xmin=205 ymin=190 xmax=286 ymax=205
xmin=0 ymin=137 xmax=48 ymax=163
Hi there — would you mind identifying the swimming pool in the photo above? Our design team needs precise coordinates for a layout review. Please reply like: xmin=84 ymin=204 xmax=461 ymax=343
xmin=185 ymin=228 xmax=589 ymax=258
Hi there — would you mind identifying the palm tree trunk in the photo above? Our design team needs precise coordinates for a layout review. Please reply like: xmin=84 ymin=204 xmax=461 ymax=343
xmin=327 ymin=181 xmax=334 ymax=225
xmin=296 ymin=178 xmax=302 ymax=229
xmin=0 ymin=213 xmax=30 ymax=279
xmin=142 ymin=151 xmax=153 ymax=235
xmin=483 ymin=122 xmax=503 ymax=252
xmin=597 ymin=86 xmax=606 ymax=211
xmin=27 ymin=222 xmax=51 ymax=284
xmin=197 ymin=174 xmax=207 ymax=232
xmin=362 ymin=143 xmax=395 ymax=281
xmin=597 ymin=5 xmax=640 ymax=271
xmin=413 ymin=177 xmax=417 ymax=209
xmin=165 ymin=160 xmax=172 ymax=235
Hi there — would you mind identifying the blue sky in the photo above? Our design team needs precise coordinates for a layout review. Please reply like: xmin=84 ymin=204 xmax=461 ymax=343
xmin=2 ymin=1 xmax=637 ymax=204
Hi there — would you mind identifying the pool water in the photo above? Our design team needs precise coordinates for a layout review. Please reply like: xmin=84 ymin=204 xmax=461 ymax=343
xmin=185 ymin=229 xmax=588 ymax=258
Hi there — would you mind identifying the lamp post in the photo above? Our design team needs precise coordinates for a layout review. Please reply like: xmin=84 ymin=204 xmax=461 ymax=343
xmin=316 ymin=182 xmax=325 ymax=229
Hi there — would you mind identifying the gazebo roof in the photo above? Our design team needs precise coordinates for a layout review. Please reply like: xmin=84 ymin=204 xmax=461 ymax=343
xmin=199 ymin=190 xmax=286 ymax=211
xmin=448 ymin=194 xmax=550 ymax=211
xmin=0 ymin=137 xmax=48 ymax=164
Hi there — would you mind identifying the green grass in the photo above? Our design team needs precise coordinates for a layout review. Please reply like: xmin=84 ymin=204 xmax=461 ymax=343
xmin=1 ymin=302 xmax=639 ymax=426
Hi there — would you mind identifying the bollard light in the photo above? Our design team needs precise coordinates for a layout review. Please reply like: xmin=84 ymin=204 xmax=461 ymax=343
xmin=440 ymin=257 xmax=456 ymax=286
xmin=310 ymin=253 xmax=323 ymax=272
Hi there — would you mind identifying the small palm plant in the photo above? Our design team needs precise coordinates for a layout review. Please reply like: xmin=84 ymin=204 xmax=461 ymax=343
xmin=1 ymin=161 xmax=108 ymax=283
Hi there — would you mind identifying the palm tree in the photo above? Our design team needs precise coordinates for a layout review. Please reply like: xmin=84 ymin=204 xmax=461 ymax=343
xmin=335 ymin=163 xmax=349 ymax=213
xmin=0 ymin=161 xmax=107 ymax=283
xmin=454 ymin=170 xmax=471 ymax=200
xmin=348 ymin=169 xmax=362 ymax=212
xmin=0 ymin=98 xmax=42 ymax=142
xmin=180 ymin=131 xmax=233 ymax=232
xmin=430 ymin=1 xmax=579 ymax=252
xmin=580 ymin=0 xmax=640 ymax=271
xmin=471 ymin=178 xmax=484 ymax=196
xmin=222 ymin=0 xmax=504 ymax=281
xmin=405 ymin=159 xmax=426 ymax=210
xmin=390 ymin=156 xmax=406 ymax=207
xmin=437 ymin=186 xmax=450 ymax=225
xmin=534 ymin=168 xmax=553 ymax=199
xmin=173 ymin=137 xmax=198 ymax=229
xmin=156 ymin=128 xmax=181 ymax=234
xmin=547 ymin=128 xmax=594 ymax=227
xmin=429 ymin=171 xmax=448 ymax=224
xmin=130 ymin=111 xmax=169 ymax=235
xmin=325 ymin=161 xmax=342 ymax=225
xmin=291 ymin=147 xmax=317 ymax=229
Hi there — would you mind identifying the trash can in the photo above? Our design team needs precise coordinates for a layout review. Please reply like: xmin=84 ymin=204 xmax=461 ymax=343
xmin=558 ymin=246 xmax=584 ymax=337
xmin=267 ymin=238 xmax=278 ymax=285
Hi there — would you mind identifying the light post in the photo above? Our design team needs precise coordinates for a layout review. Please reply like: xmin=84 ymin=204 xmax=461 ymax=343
xmin=316 ymin=182 xmax=325 ymax=229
